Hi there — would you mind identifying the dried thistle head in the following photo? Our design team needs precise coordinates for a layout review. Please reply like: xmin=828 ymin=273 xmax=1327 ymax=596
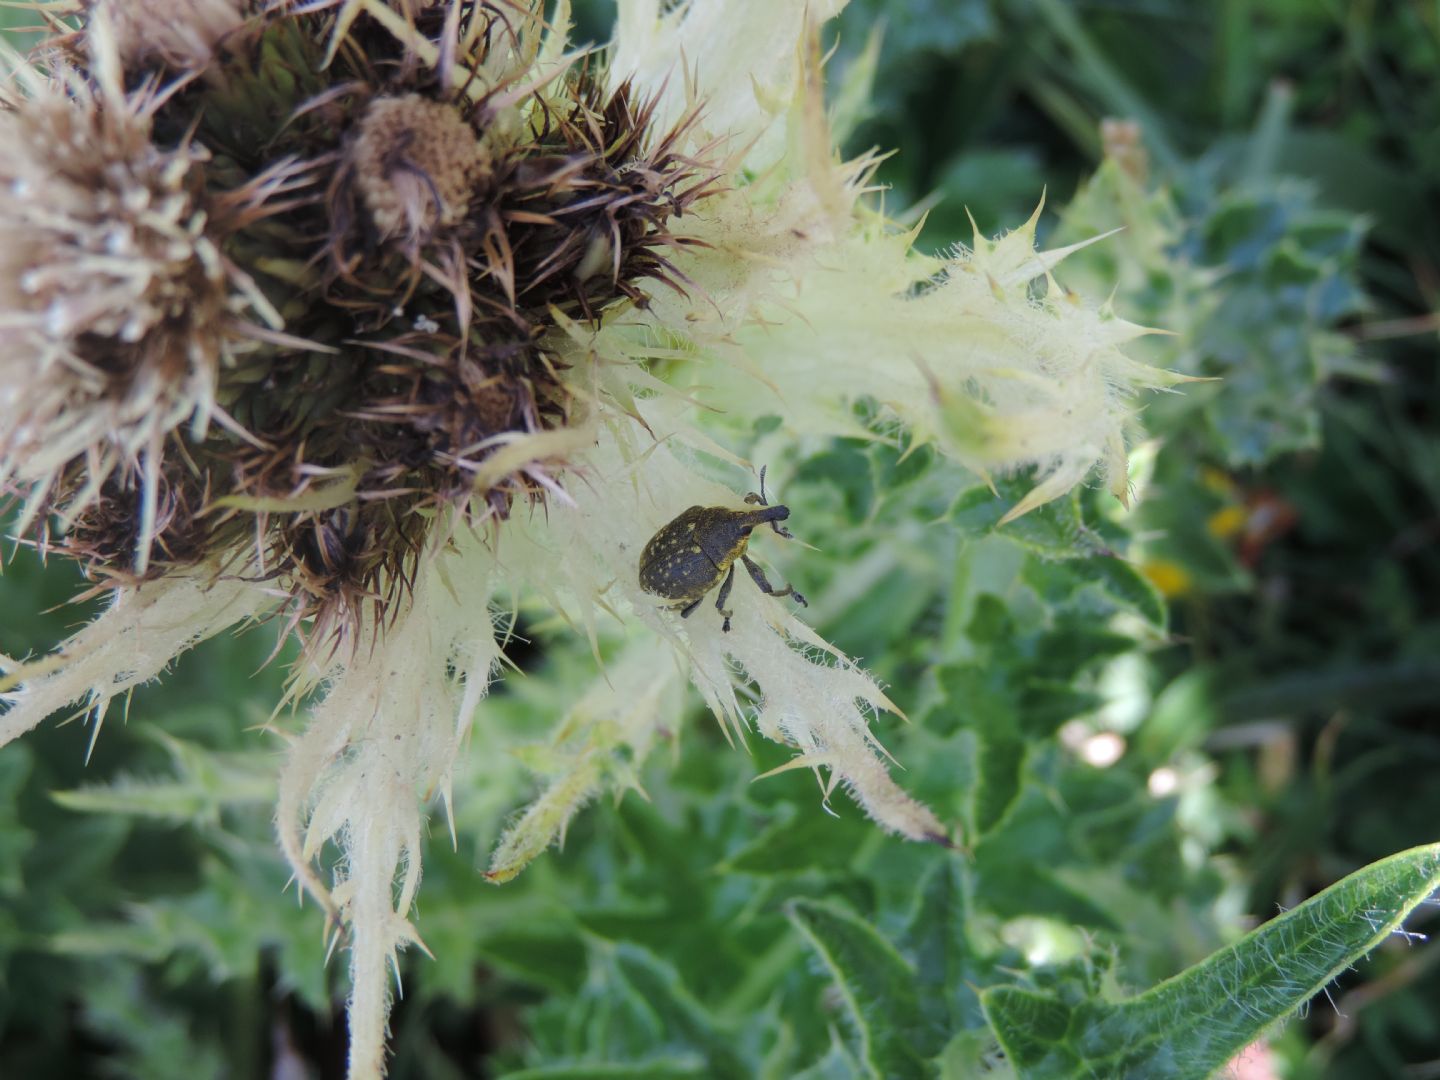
xmin=351 ymin=92 xmax=491 ymax=243
xmin=0 ymin=42 xmax=266 ymax=567
xmin=87 ymin=0 xmax=251 ymax=72
xmin=1 ymin=0 xmax=711 ymax=640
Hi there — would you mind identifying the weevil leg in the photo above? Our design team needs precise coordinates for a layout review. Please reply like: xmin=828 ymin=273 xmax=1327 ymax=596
xmin=715 ymin=564 xmax=736 ymax=632
xmin=742 ymin=555 xmax=807 ymax=608
xmin=679 ymin=597 xmax=703 ymax=618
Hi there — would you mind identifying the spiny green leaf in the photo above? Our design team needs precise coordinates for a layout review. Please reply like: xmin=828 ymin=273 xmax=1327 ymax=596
xmin=50 ymin=779 xmax=221 ymax=824
xmin=1088 ymin=559 xmax=1166 ymax=630
xmin=937 ymin=663 xmax=1023 ymax=836
xmin=557 ymin=948 xmax=669 ymax=1062
xmin=937 ymin=1030 xmax=1008 ymax=1079
xmin=612 ymin=946 xmax=751 ymax=1080
xmin=971 ymin=860 xmax=1121 ymax=933
xmin=524 ymin=938 xmax=752 ymax=1078
xmin=787 ymin=899 xmax=939 ymax=1079
xmin=1017 ymin=680 xmax=1102 ymax=738
xmin=963 ymin=594 xmax=1018 ymax=649
xmin=49 ymin=729 xmax=272 ymax=826
xmin=476 ymin=926 xmax=588 ymax=995
xmin=951 ymin=482 xmax=1087 ymax=558
xmin=75 ymin=965 xmax=227 ymax=1080
xmin=982 ymin=842 xmax=1440 ymax=1078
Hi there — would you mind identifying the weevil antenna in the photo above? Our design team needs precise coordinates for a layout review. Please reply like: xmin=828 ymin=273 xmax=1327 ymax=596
xmin=746 ymin=465 xmax=772 ymax=508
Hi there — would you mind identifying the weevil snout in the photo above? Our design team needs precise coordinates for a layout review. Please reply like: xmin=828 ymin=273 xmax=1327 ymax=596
xmin=742 ymin=467 xmax=793 ymax=536
xmin=745 ymin=504 xmax=789 ymax=525
xmin=745 ymin=502 xmax=792 ymax=537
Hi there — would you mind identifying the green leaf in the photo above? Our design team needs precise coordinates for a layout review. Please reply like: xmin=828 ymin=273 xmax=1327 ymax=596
xmin=788 ymin=1036 xmax=866 ymax=1080
xmin=1030 ymin=623 xmax=1136 ymax=680
xmin=937 ymin=664 xmax=1023 ymax=836
xmin=795 ymin=442 xmax=879 ymax=522
xmin=963 ymin=594 xmax=1017 ymax=649
xmin=982 ymin=842 xmax=1440 ymax=1078
xmin=522 ymin=937 xmax=753 ymax=1078
xmin=902 ymin=861 xmax=984 ymax=1032
xmin=950 ymin=482 xmax=1086 ymax=558
xmin=501 ymin=1062 xmax=707 ymax=1080
xmin=719 ymin=804 xmax=862 ymax=875
xmin=1017 ymin=680 xmax=1102 ymax=738
xmin=787 ymin=899 xmax=938 ymax=1079
xmin=1077 ymin=559 xmax=1167 ymax=631
xmin=75 ymin=964 xmax=227 ymax=1080
xmin=49 ymin=729 xmax=273 ymax=827
xmin=937 ymin=1030 xmax=1006 ymax=1080
xmin=0 ymin=744 xmax=35 ymax=897
xmin=612 ymin=946 xmax=751 ymax=1080
xmin=972 ymin=719 xmax=1025 ymax=838
xmin=971 ymin=860 xmax=1120 ymax=933
xmin=478 ymin=925 xmax=588 ymax=995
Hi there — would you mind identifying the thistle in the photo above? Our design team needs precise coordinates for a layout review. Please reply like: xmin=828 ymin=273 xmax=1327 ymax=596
xmin=0 ymin=1 xmax=1186 ymax=1075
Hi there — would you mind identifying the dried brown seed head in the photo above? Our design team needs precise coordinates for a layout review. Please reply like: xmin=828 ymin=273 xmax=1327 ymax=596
xmin=0 ymin=2 xmax=722 ymax=647
xmin=351 ymin=94 xmax=490 ymax=244
xmin=89 ymin=0 xmax=249 ymax=73
xmin=0 ymin=71 xmax=241 ymax=543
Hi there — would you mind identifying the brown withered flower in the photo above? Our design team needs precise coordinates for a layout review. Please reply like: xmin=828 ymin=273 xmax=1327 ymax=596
xmin=350 ymin=92 xmax=491 ymax=242
xmin=89 ymin=0 xmax=251 ymax=72
xmin=0 ymin=25 xmax=280 ymax=573
xmin=3 ymin=0 xmax=712 ymax=643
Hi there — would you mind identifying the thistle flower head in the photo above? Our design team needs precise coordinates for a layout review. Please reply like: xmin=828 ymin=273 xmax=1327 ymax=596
xmin=89 ymin=0 xmax=250 ymax=72
xmin=350 ymin=92 xmax=490 ymax=242
xmin=0 ymin=2 xmax=1186 ymax=1075
xmin=0 ymin=30 xmax=267 ymax=569
xmin=3 ymin=0 xmax=712 ymax=640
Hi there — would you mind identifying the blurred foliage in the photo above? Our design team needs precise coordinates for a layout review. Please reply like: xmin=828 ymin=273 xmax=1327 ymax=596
xmin=5 ymin=1 xmax=1440 ymax=1077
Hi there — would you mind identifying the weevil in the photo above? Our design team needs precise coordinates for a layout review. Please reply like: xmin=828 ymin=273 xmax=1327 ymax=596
xmin=638 ymin=468 xmax=808 ymax=632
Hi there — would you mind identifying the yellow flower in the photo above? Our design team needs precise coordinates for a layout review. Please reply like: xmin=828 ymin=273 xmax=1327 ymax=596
xmin=1206 ymin=504 xmax=1249 ymax=540
xmin=1141 ymin=558 xmax=1194 ymax=598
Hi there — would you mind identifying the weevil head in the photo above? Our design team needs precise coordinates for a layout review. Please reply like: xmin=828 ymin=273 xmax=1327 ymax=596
xmin=698 ymin=503 xmax=791 ymax=559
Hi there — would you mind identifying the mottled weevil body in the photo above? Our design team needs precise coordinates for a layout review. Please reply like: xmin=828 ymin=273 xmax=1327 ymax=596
xmin=638 ymin=468 xmax=808 ymax=632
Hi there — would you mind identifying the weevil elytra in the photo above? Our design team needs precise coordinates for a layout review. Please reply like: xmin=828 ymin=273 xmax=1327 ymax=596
xmin=638 ymin=468 xmax=808 ymax=632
